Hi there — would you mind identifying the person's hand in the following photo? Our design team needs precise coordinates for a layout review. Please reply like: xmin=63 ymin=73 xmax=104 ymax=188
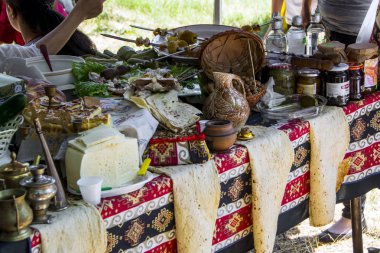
xmin=73 ymin=0 xmax=106 ymax=20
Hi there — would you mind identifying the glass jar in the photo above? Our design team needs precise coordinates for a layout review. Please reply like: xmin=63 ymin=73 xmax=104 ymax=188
xmin=269 ymin=63 xmax=296 ymax=95
xmin=326 ymin=63 xmax=349 ymax=106
xmin=349 ymin=63 xmax=364 ymax=101
xmin=297 ymin=68 xmax=320 ymax=95
xmin=347 ymin=43 xmax=378 ymax=94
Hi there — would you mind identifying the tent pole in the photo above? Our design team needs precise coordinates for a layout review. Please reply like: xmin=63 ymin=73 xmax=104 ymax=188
xmin=213 ymin=0 xmax=222 ymax=25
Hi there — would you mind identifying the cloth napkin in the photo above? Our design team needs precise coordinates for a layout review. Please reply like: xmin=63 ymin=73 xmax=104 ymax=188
xmin=100 ymin=98 xmax=158 ymax=158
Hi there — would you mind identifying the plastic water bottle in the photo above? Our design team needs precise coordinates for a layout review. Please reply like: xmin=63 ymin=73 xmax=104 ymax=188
xmin=265 ymin=15 xmax=287 ymax=54
xmin=287 ymin=15 xmax=306 ymax=55
xmin=306 ymin=11 xmax=326 ymax=56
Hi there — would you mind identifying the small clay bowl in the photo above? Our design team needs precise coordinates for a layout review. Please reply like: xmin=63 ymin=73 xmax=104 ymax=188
xmin=204 ymin=120 xmax=237 ymax=152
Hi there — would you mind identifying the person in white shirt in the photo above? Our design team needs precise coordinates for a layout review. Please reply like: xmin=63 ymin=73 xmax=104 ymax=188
xmin=0 ymin=0 xmax=105 ymax=69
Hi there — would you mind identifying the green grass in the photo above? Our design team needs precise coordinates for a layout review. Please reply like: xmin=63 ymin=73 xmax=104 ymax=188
xmin=80 ymin=0 xmax=271 ymax=51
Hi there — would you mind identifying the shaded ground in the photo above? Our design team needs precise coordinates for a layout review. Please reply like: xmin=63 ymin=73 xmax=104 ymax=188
xmin=273 ymin=189 xmax=380 ymax=253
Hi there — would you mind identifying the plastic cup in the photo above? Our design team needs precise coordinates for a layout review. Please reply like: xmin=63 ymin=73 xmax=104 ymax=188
xmin=77 ymin=176 xmax=103 ymax=205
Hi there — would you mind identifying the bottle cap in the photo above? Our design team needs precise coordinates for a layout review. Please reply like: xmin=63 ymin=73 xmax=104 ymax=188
xmin=292 ymin=15 xmax=303 ymax=27
xmin=311 ymin=12 xmax=321 ymax=23
xmin=272 ymin=17 xmax=283 ymax=30
xmin=269 ymin=63 xmax=292 ymax=69
xmin=329 ymin=63 xmax=349 ymax=72
xmin=298 ymin=68 xmax=320 ymax=77
xmin=348 ymin=62 xmax=363 ymax=70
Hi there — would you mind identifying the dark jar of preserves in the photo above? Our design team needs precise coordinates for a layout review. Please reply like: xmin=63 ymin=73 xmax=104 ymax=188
xmin=349 ymin=63 xmax=364 ymax=101
xmin=326 ymin=63 xmax=349 ymax=106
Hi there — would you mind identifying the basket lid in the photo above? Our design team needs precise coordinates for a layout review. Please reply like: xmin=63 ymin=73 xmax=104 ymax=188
xmin=200 ymin=29 xmax=265 ymax=80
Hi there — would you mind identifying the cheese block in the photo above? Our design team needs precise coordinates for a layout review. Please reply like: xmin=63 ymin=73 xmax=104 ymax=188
xmin=65 ymin=125 xmax=140 ymax=191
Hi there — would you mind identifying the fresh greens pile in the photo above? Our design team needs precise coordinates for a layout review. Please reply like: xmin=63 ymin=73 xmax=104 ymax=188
xmin=72 ymin=61 xmax=110 ymax=97
xmin=169 ymin=65 xmax=200 ymax=89
xmin=75 ymin=82 xmax=110 ymax=97
xmin=72 ymin=61 xmax=106 ymax=82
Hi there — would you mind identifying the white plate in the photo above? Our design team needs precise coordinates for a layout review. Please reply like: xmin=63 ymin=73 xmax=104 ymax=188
xmin=178 ymin=83 xmax=202 ymax=97
xmin=101 ymin=171 xmax=156 ymax=198
xmin=26 ymin=55 xmax=84 ymax=86
xmin=68 ymin=171 xmax=157 ymax=198
xmin=151 ymin=24 xmax=238 ymax=64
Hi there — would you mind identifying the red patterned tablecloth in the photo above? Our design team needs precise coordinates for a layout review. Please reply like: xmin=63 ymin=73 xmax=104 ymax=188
xmin=30 ymin=119 xmax=310 ymax=253
xmin=30 ymin=93 xmax=380 ymax=253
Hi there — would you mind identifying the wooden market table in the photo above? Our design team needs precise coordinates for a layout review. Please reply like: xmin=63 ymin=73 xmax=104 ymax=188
xmin=24 ymin=93 xmax=380 ymax=253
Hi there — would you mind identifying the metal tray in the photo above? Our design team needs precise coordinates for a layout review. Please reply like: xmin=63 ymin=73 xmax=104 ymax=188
xmin=151 ymin=24 xmax=237 ymax=64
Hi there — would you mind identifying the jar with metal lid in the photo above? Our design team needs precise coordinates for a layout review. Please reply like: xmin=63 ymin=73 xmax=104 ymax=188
xmin=349 ymin=63 xmax=364 ymax=101
xmin=269 ymin=63 xmax=295 ymax=95
xmin=347 ymin=43 xmax=378 ymax=93
xmin=297 ymin=68 xmax=320 ymax=95
xmin=326 ymin=63 xmax=349 ymax=106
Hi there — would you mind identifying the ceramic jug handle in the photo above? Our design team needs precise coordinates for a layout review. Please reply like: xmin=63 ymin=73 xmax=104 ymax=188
xmin=0 ymin=179 xmax=5 ymax=190
xmin=13 ymin=195 xmax=20 ymax=233
xmin=232 ymin=76 xmax=246 ymax=98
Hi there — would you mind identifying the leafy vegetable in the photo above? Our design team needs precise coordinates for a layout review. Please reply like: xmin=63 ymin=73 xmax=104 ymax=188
xmin=72 ymin=61 xmax=107 ymax=82
xmin=75 ymin=82 xmax=110 ymax=98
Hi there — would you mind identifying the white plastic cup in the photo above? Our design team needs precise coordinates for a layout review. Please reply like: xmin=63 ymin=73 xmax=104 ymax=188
xmin=77 ymin=176 xmax=103 ymax=205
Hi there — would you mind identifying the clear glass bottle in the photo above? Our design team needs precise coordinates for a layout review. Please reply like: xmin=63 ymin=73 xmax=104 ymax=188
xmin=306 ymin=11 xmax=326 ymax=56
xmin=265 ymin=16 xmax=287 ymax=54
xmin=287 ymin=15 xmax=306 ymax=55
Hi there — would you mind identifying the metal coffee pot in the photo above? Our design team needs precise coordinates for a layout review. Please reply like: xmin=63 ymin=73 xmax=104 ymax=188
xmin=0 ymin=152 xmax=31 ymax=189
xmin=0 ymin=188 xmax=33 ymax=241
xmin=20 ymin=165 xmax=57 ymax=224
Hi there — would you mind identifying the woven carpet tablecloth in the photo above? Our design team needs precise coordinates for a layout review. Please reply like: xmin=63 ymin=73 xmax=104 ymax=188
xmin=30 ymin=118 xmax=309 ymax=253
xmin=29 ymin=93 xmax=380 ymax=253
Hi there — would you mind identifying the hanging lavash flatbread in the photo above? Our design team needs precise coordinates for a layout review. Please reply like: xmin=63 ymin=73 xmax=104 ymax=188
xmin=151 ymin=161 xmax=220 ymax=253
xmin=308 ymin=106 xmax=349 ymax=226
xmin=237 ymin=126 xmax=294 ymax=253
xmin=33 ymin=202 xmax=107 ymax=253
xmin=146 ymin=90 xmax=201 ymax=132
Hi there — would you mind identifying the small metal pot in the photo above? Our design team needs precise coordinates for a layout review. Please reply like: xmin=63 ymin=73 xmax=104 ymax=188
xmin=20 ymin=165 xmax=57 ymax=224
xmin=0 ymin=152 xmax=31 ymax=189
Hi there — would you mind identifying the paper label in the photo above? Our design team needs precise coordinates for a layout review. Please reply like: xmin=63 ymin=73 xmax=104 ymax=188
xmin=297 ymin=83 xmax=316 ymax=95
xmin=326 ymin=81 xmax=349 ymax=98
xmin=364 ymin=58 xmax=378 ymax=88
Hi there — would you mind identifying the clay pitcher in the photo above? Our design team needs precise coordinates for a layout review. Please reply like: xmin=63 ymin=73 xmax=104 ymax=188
xmin=203 ymin=72 xmax=250 ymax=129
xmin=0 ymin=188 xmax=33 ymax=241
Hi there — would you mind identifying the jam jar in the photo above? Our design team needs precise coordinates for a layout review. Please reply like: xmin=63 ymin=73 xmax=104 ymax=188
xmin=269 ymin=63 xmax=295 ymax=95
xmin=326 ymin=63 xmax=349 ymax=106
xmin=297 ymin=68 xmax=320 ymax=95
xmin=349 ymin=63 xmax=364 ymax=101
xmin=347 ymin=43 xmax=378 ymax=94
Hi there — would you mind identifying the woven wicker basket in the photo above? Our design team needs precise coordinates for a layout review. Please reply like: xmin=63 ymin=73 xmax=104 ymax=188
xmin=200 ymin=29 xmax=265 ymax=80
xmin=246 ymin=82 xmax=266 ymax=108
xmin=0 ymin=115 xmax=24 ymax=158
